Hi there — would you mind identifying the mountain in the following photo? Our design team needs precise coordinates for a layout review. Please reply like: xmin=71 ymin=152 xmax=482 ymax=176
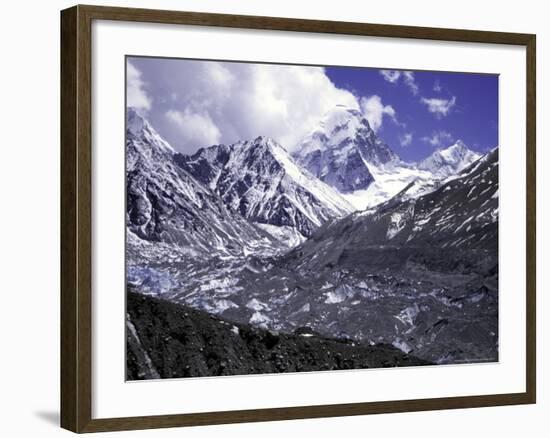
xmin=293 ymin=106 xmax=482 ymax=210
xmin=176 ymin=136 xmax=354 ymax=238
xmin=125 ymin=106 xmax=498 ymax=367
xmin=340 ymin=162 xmax=439 ymax=210
xmin=161 ymin=149 xmax=499 ymax=365
xmin=286 ymin=148 xmax=498 ymax=271
xmin=342 ymin=140 xmax=482 ymax=211
xmin=418 ymin=140 xmax=481 ymax=177
xmin=293 ymin=105 xmax=399 ymax=194
xmin=270 ymin=149 xmax=499 ymax=363
xmin=125 ymin=108 xmax=277 ymax=259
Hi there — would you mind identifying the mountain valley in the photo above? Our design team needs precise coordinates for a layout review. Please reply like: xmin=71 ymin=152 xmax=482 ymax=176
xmin=125 ymin=105 xmax=499 ymax=377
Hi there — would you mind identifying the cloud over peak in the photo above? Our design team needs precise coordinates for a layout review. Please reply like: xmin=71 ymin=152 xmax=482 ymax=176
xmin=127 ymin=59 xmax=360 ymax=153
xmin=360 ymin=95 xmax=397 ymax=133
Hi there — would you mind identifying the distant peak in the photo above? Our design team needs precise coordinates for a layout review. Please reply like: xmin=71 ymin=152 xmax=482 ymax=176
xmin=251 ymin=135 xmax=287 ymax=151
xmin=419 ymin=139 xmax=481 ymax=176
xmin=455 ymin=139 xmax=467 ymax=148
xmin=440 ymin=141 xmax=480 ymax=159
xmin=127 ymin=106 xmax=143 ymax=121
xmin=126 ymin=107 xmax=175 ymax=154
xmin=316 ymin=104 xmax=369 ymax=132
xmin=445 ymin=140 xmax=468 ymax=151
xmin=127 ymin=106 xmax=140 ymax=116
xmin=253 ymin=135 xmax=272 ymax=144
xmin=432 ymin=141 xmax=472 ymax=158
xmin=127 ymin=106 xmax=147 ymax=124
xmin=127 ymin=107 xmax=147 ymax=137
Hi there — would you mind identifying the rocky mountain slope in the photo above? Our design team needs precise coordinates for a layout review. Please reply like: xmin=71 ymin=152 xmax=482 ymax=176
xmin=293 ymin=105 xmax=481 ymax=210
xmin=176 ymin=136 xmax=353 ymax=238
xmin=288 ymin=148 xmax=498 ymax=270
xmin=418 ymin=140 xmax=481 ymax=177
xmin=293 ymin=105 xmax=398 ymax=193
xmin=126 ymin=108 xmax=278 ymax=259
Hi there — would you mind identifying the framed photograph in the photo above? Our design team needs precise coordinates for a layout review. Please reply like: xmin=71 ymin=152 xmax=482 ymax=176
xmin=60 ymin=4 xmax=536 ymax=433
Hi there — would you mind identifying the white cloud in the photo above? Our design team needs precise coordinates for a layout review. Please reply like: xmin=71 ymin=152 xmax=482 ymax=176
xmin=380 ymin=70 xmax=401 ymax=83
xmin=402 ymin=71 xmax=419 ymax=95
xmin=165 ymin=109 xmax=221 ymax=147
xmin=359 ymin=95 xmax=397 ymax=133
xmin=399 ymin=133 xmax=413 ymax=147
xmin=380 ymin=70 xmax=419 ymax=95
xmin=126 ymin=62 xmax=151 ymax=111
xmin=421 ymin=130 xmax=454 ymax=147
xmin=138 ymin=60 xmax=359 ymax=153
xmin=433 ymin=80 xmax=442 ymax=93
xmin=421 ymin=96 xmax=456 ymax=118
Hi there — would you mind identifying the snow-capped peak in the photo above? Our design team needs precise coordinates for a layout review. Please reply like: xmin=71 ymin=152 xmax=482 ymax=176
xmin=292 ymin=105 xmax=398 ymax=194
xmin=127 ymin=107 xmax=146 ymax=136
xmin=318 ymin=104 xmax=367 ymax=134
xmin=418 ymin=141 xmax=481 ymax=177
xmin=177 ymin=136 xmax=354 ymax=237
xmin=127 ymin=107 xmax=174 ymax=154
xmin=297 ymin=105 xmax=371 ymax=156
xmin=247 ymin=135 xmax=289 ymax=155
xmin=439 ymin=140 xmax=472 ymax=161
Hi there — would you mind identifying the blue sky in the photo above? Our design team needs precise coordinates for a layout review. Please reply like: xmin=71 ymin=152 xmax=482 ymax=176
xmin=325 ymin=67 xmax=498 ymax=161
xmin=127 ymin=56 xmax=498 ymax=161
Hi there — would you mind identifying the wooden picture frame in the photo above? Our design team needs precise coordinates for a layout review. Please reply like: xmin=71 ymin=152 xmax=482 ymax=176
xmin=61 ymin=4 xmax=536 ymax=433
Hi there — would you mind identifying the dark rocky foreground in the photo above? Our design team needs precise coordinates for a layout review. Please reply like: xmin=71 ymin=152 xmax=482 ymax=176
xmin=127 ymin=291 xmax=431 ymax=380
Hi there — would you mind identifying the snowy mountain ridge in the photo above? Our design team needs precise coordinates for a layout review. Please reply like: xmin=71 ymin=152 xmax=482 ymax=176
xmin=418 ymin=140 xmax=482 ymax=177
xmin=125 ymin=105 xmax=490 ymax=252
xmin=295 ymin=104 xmax=399 ymax=165
xmin=177 ymin=136 xmax=354 ymax=238
xmin=342 ymin=141 xmax=483 ymax=209
xmin=127 ymin=107 xmax=175 ymax=155
xmin=293 ymin=105 xmax=398 ymax=194
xmin=292 ymin=105 xmax=482 ymax=210
xmin=125 ymin=106 xmax=499 ymax=367
xmin=125 ymin=108 xmax=280 ymax=259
